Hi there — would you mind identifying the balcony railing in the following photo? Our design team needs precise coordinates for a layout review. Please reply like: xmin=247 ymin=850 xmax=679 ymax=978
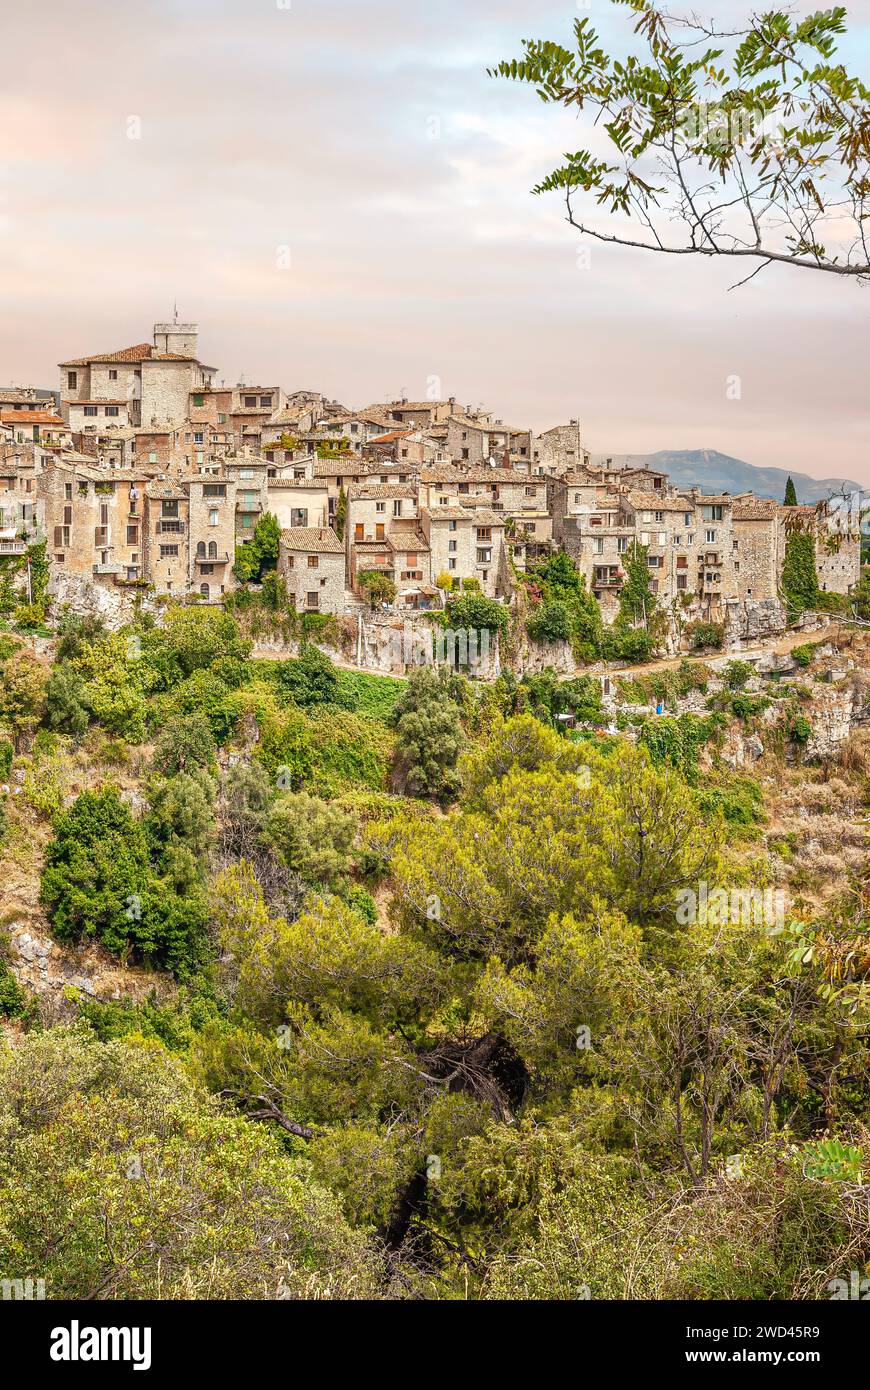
xmin=195 ymin=552 xmax=230 ymax=566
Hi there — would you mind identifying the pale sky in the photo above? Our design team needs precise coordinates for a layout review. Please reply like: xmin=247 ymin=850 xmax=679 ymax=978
xmin=1 ymin=0 xmax=868 ymax=480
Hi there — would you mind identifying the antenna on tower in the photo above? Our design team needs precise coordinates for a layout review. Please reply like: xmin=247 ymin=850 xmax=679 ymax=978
xmin=173 ymin=301 xmax=178 ymax=323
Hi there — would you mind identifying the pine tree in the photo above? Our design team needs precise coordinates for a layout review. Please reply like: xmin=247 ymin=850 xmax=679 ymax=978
xmin=784 ymin=476 xmax=798 ymax=506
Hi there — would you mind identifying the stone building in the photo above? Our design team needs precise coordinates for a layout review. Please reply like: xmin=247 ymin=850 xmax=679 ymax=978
xmin=278 ymin=527 xmax=345 ymax=614
xmin=42 ymin=462 xmax=148 ymax=584
xmin=185 ymin=476 xmax=237 ymax=600
xmin=421 ymin=505 xmax=507 ymax=598
xmin=59 ymin=321 xmax=217 ymax=431
xmin=532 ymin=421 xmax=588 ymax=476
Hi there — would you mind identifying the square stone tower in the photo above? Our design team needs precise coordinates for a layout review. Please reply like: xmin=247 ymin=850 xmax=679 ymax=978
xmin=153 ymin=321 xmax=198 ymax=357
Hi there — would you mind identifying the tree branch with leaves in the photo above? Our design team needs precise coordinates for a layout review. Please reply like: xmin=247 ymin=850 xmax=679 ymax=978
xmin=490 ymin=2 xmax=870 ymax=286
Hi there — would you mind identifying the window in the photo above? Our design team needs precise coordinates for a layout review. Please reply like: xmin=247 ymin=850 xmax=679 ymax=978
xmin=676 ymin=555 xmax=688 ymax=569
xmin=126 ymin=525 xmax=138 ymax=545
xmin=307 ymin=555 xmax=319 ymax=568
xmin=203 ymin=484 xmax=226 ymax=498
xmin=461 ymin=449 xmax=469 ymax=460
xmin=159 ymin=544 xmax=179 ymax=558
xmin=617 ymin=537 xmax=628 ymax=553
xmin=676 ymin=574 xmax=688 ymax=590
xmin=83 ymin=406 xmax=97 ymax=417
xmin=196 ymin=541 xmax=206 ymax=558
xmin=105 ymin=406 xmax=119 ymax=417
xmin=200 ymin=583 xmax=210 ymax=599
xmin=67 ymin=372 xmax=77 ymax=389
xmin=375 ymin=501 xmax=386 ymax=513
xmin=448 ymin=558 xmax=457 ymax=570
xmin=259 ymin=396 xmax=271 ymax=408
xmin=149 ymin=451 xmax=158 ymax=463
xmin=208 ymin=541 xmax=217 ymax=559
xmin=705 ymin=529 xmax=717 ymax=544
xmin=476 ymin=548 xmax=492 ymax=564
xmin=209 ymin=509 xmax=219 ymax=526
xmin=192 ymin=393 xmax=204 ymax=408
xmin=306 ymin=591 xmax=319 ymax=609
xmin=239 ymin=468 xmax=253 ymax=480
xmin=593 ymin=538 xmax=603 ymax=555
xmin=684 ymin=513 xmax=691 ymax=526
xmin=703 ymin=504 xmax=724 ymax=521
xmin=393 ymin=500 xmax=402 ymax=517
xmin=524 ymin=486 xmax=536 ymax=498
xmin=448 ymin=520 xmax=457 ymax=532
xmin=200 ymin=564 xmax=214 ymax=575
xmin=194 ymin=432 xmax=204 ymax=444
xmin=448 ymin=540 xmax=457 ymax=553
xmin=244 ymin=396 xmax=258 ymax=408
xmin=109 ymin=369 xmax=118 ymax=381
xmin=64 ymin=483 xmax=72 ymax=500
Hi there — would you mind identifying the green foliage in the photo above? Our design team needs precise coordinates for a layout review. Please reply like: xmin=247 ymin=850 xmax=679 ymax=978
xmin=40 ymin=788 xmax=207 ymax=974
xmin=638 ymin=712 xmax=720 ymax=782
xmin=0 ymin=1027 xmax=382 ymax=1299
xmin=525 ymin=552 xmax=603 ymax=659
xmin=273 ymin=644 xmax=349 ymax=708
xmin=0 ymin=962 xmax=26 ymax=1018
xmin=616 ymin=541 xmax=654 ymax=628
xmin=444 ymin=593 xmax=508 ymax=634
xmin=45 ymin=662 xmax=91 ymax=737
xmin=336 ymin=670 xmax=404 ymax=721
xmin=526 ymin=598 xmax=572 ymax=644
xmin=357 ymin=570 xmax=397 ymax=607
xmin=266 ymin=791 xmax=357 ymax=886
xmin=601 ymin=624 xmax=656 ymax=662
xmin=781 ymin=531 xmax=820 ymax=619
xmin=335 ymin=486 xmax=347 ymax=541
xmin=0 ymin=648 xmax=48 ymax=747
xmin=696 ymin=773 xmax=765 ymax=832
xmin=687 ymin=620 xmax=725 ymax=651
xmin=784 ymin=476 xmax=798 ymax=506
xmin=391 ymin=665 xmax=465 ymax=800
xmin=233 ymin=512 xmax=281 ymax=582
xmin=724 ymin=659 xmax=753 ymax=691
xmin=490 ymin=4 xmax=870 ymax=284
xmin=791 ymin=642 xmax=818 ymax=668
xmin=152 ymin=714 xmax=217 ymax=776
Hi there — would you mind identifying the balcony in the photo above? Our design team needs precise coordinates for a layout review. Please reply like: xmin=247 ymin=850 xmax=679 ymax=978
xmin=593 ymin=567 xmax=624 ymax=589
xmin=93 ymin=562 xmax=122 ymax=576
xmin=195 ymin=552 xmax=230 ymax=566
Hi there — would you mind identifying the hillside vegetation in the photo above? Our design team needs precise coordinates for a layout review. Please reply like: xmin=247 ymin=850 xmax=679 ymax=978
xmin=1 ymin=603 xmax=869 ymax=1301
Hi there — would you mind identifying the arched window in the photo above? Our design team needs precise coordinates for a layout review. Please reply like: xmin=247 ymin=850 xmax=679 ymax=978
xmin=200 ymin=583 xmax=210 ymax=599
xmin=196 ymin=541 xmax=205 ymax=557
xmin=208 ymin=540 xmax=217 ymax=558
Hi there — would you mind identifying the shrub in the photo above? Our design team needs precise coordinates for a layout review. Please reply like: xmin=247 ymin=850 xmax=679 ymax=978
xmin=526 ymin=600 xmax=572 ymax=644
xmin=724 ymin=660 xmax=753 ymax=691
xmin=39 ymin=788 xmax=208 ymax=975
xmin=357 ymin=570 xmax=397 ymax=608
xmin=152 ymin=714 xmax=217 ymax=776
xmin=687 ymin=621 xmax=724 ymax=651
xmin=444 ymin=593 xmax=508 ymax=635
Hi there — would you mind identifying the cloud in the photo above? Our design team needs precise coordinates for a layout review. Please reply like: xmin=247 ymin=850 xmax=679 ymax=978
xmin=1 ymin=0 xmax=867 ymax=481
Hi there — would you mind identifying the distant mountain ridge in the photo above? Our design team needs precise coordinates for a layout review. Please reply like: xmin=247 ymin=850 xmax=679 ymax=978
xmin=589 ymin=448 xmax=861 ymax=504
